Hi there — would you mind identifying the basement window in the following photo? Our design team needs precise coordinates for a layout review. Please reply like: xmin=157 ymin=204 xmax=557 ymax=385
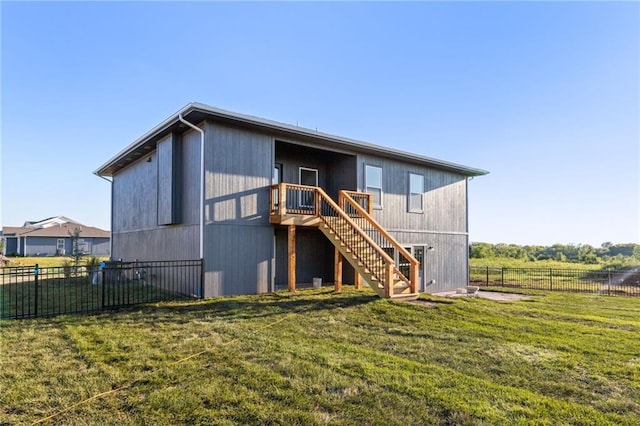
xmin=365 ymin=165 xmax=383 ymax=208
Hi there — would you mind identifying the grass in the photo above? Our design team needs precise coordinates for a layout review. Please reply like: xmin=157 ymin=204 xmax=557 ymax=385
xmin=1 ymin=277 xmax=186 ymax=319
xmin=469 ymin=258 xmax=604 ymax=270
xmin=1 ymin=287 xmax=639 ymax=425
xmin=3 ymin=256 xmax=109 ymax=268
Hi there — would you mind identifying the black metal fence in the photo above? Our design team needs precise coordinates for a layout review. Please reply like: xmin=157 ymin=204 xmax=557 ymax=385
xmin=1 ymin=259 xmax=203 ymax=319
xmin=470 ymin=266 xmax=640 ymax=297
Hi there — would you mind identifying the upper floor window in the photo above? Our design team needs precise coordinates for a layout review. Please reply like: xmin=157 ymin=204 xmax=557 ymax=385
xmin=365 ymin=165 xmax=383 ymax=208
xmin=408 ymin=173 xmax=424 ymax=213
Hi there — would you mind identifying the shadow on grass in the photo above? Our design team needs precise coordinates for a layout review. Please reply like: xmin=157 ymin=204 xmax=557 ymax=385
xmin=54 ymin=287 xmax=380 ymax=326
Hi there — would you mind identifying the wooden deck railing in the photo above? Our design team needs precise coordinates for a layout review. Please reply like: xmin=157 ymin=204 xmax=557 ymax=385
xmin=339 ymin=191 xmax=419 ymax=294
xmin=269 ymin=183 xmax=419 ymax=296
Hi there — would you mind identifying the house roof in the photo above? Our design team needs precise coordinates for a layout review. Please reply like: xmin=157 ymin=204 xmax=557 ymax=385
xmin=23 ymin=216 xmax=80 ymax=228
xmin=95 ymin=102 xmax=489 ymax=177
xmin=2 ymin=222 xmax=109 ymax=239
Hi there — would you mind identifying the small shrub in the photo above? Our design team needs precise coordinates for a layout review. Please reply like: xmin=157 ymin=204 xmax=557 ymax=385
xmin=62 ymin=260 xmax=72 ymax=279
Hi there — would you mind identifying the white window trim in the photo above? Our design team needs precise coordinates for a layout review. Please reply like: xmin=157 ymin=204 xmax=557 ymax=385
xmin=365 ymin=164 xmax=383 ymax=209
xmin=299 ymin=167 xmax=318 ymax=208
xmin=408 ymin=172 xmax=424 ymax=213
xmin=299 ymin=167 xmax=318 ymax=187
xmin=56 ymin=238 xmax=65 ymax=249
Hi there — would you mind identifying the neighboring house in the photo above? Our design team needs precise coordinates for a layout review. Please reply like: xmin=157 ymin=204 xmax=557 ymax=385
xmin=1 ymin=216 xmax=110 ymax=257
xmin=95 ymin=103 xmax=487 ymax=298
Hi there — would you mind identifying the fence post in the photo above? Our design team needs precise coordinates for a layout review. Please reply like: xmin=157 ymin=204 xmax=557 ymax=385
xmin=101 ymin=261 xmax=106 ymax=309
xmin=33 ymin=264 xmax=39 ymax=317
xmin=501 ymin=267 xmax=504 ymax=287
xmin=608 ymin=269 xmax=611 ymax=296
xmin=199 ymin=258 xmax=205 ymax=299
xmin=549 ymin=268 xmax=553 ymax=291
xmin=486 ymin=266 xmax=489 ymax=286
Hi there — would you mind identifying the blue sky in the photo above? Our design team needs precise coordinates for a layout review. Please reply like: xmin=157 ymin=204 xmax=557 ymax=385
xmin=1 ymin=1 xmax=638 ymax=246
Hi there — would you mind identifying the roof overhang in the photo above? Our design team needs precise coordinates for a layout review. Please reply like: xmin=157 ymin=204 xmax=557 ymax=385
xmin=94 ymin=102 xmax=489 ymax=177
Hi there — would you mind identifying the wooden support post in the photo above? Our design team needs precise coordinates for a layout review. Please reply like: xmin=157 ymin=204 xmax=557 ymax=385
xmin=278 ymin=183 xmax=287 ymax=217
xmin=334 ymin=248 xmax=343 ymax=292
xmin=288 ymin=225 xmax=296 ymax=292
xmin=384 ymin=262 xmax=394 ymax=298
xmin=410 ymin=261 xmax=419 ymax=294
xmin=354 ymin=271 xmax=362 ymax=289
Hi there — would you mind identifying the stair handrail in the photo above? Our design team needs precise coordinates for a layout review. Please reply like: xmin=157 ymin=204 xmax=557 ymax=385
xmin=314 ymin=187 xmax=395 ymax=288
xmin=339 ymin=190 xmax=419 ymax=293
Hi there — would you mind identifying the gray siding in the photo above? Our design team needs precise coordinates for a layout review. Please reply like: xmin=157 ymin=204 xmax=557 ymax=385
xmin=181 ymin=129 xmax=201 ymax=226
xmin=202 ymin=122 xmax=274 ymax=296
xmin=357 ymin=155 xmax=467 ymax=233
xmin=89 ymin=238 xmax=111 ymax=256
xmin=5 ymin=237 xmax=18 ymax=255
xmin=275 ymin=142 xmax=356 ymax=199
xmin=19 ymin=237 xmax=110 ymax=257
xmin=112 ymin=226 xmax=198 ymax=261
xmin=357 ymin=154 xmax=470 ymax=290
xmin=109 ymin=116 xmax=473 ymax=296
xmin=389 ymin=232 xmax=468 ymax=293
xmin=113 ymin=152 xmax=158 ymax=233
xmin=22 ymin=237 xmax=58 ymax=256
xmin=111 ymin=127 xmax=201 ymax=262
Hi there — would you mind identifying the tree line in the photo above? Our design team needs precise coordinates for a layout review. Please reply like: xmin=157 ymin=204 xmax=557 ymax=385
xmin=469 ymin=242 xmax=640 ymax=266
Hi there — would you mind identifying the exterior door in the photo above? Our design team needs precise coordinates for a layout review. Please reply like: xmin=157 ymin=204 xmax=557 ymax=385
xmin=412 ymin=246 xmax=425 ymax=292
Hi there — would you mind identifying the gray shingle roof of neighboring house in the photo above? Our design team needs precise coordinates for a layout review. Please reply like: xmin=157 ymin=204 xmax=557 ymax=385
xmin=95 ymin=102 xmax=489 ymax=177
xmin=2 ymin=221 xmax=109 ymax=239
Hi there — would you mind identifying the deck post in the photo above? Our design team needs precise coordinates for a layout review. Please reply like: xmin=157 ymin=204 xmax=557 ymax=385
xmin=410 ymin=261 xmax=419 ymax=293
xmin=354 ymin=271 xmax=362 ymax=289
xmin=278 ymin=183 xmax=286 ymax=216
xmin=385 ymin=262 xmax=394 ymax=298
xmin=334 ymin=248 xmax=343 ymax=292
xmin=288 ymin=225 xmax=296 ymax=292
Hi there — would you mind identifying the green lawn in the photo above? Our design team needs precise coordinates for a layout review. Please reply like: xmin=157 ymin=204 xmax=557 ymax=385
xmin=2 ymin=256 xmax=109 ymax=268
xmin=1 ymin=287 xmax=639 ymax=425
xmin=469 ymin=258 xmax=604 ymax=270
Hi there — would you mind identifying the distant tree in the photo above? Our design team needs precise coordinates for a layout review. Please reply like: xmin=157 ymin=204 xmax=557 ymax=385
xmin=555 ymin=252 xmax=567 ymax=262
xmin=577 ymin=244 xmax=598 ymax=264
xmin=469 ymin=243 xmax=494 ymax=259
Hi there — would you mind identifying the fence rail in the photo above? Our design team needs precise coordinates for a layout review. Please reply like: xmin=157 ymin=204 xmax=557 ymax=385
xmin=470 ymin=266 xmax=640 ymax=297
xmin=1 ymin=259 xmax=203 ymax=319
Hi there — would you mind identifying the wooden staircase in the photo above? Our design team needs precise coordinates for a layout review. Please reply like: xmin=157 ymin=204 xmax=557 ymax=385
xmin=270 ymin=184 xmax=420 ymax=300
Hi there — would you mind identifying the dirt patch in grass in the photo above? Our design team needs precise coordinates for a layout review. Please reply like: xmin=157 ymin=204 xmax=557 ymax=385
xmin=435 ymin=290 xmax=532 ymax=302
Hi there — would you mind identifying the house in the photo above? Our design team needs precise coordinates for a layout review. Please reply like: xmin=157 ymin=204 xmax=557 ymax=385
xmin=95 ymin=103 xmax=487 ymax=299
xmin=1 ymin=216 xmax=110 ymax=257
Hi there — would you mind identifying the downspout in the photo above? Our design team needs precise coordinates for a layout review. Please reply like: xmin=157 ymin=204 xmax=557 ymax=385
xmin=178 ymin=114 xmax=205 ymax=260
xmin=94 ymin=173 xmax=114 ymax=258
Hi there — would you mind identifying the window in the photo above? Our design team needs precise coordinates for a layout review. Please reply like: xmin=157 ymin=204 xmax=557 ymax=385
xmin=299 ymin=167 xmax=318 ymax=208
xmin=365 ymin=165 xmax=383 ymax=208
xmin=56 ymin=239 xmax=65 ymax=250
xmin=408 ymin=173 xmax=424 ymax=212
